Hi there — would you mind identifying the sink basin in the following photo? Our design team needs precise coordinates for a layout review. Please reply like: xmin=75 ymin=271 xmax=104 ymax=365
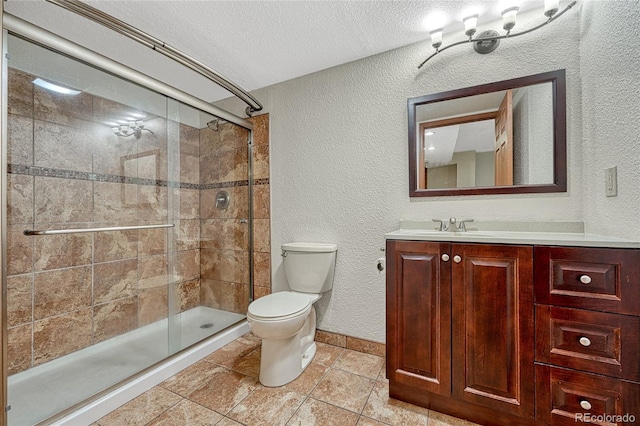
xmin=385 ymin=221 xmax=640 ymax=248
xmin=388 ymin=229 xmax=512 ymax=238
xmin=391 ymin=229 xmax=445 ymax=235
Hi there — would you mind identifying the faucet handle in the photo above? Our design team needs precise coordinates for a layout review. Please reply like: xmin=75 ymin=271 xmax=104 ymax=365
xmin=457 ymin=219 xmax=474 ymax=232
xmin=432 ymin=219 xmax=445 ymax=231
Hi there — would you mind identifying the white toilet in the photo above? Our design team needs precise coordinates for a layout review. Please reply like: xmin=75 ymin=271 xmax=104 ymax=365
xmin=247 ymin=242 xmax=337 ymax=387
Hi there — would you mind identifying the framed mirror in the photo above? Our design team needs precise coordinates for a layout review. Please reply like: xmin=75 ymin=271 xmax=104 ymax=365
xmin=408 ymin=70 xmax=566 ymax=197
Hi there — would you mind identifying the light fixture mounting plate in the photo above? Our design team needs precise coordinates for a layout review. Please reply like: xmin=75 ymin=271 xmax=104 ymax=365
xmin=473 ymin=30 xmax=501 ymax=54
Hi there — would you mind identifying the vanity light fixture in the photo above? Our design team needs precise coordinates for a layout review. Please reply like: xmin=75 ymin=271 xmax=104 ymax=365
xmin=501 ymin=7 xmax=519 ymax=31
xmin=418 ymin=0 xmax=576 ymax=68
xmin=430 ymin=29 xmax=444 ymax=49
xmin=32 ymin=78 xmax=81 ymax=95
xmin=111 ymin=120 xmax=154 ymax=139
xmin=463 ymin=14 xmax=479 ymax=37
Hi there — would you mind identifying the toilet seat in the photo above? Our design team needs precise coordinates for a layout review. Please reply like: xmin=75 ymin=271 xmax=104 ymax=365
xmin=248 ymin=291 xmax=312 ymax=321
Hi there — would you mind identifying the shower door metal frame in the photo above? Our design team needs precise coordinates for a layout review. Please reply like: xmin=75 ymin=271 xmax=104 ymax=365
xmin=46 ymin=0 xmax=263 ymax=116
xmin=2 ymin=14 xmax=254 ymax=130
xmin=0 ymin=12 xmax=256 ymax=425
xmin=0 ymin=6 xmax=7 ymax=426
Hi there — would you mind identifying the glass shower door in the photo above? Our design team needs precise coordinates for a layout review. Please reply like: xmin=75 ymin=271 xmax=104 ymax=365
xmin=4 ymin=22 xmax=252 ymax=426
xmin=165 ymin=99 xmax=250 ymax=353
xmin=4 ymin=34 xmax=179 ymax=425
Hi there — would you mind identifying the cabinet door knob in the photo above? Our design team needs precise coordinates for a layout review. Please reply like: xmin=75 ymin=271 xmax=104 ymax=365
xmin=579 ymin=275 xmax=592 ymax=284
xmin=453 ymin=255 xmax=462 ymax=263
xmin=441 ymin=254 xmax=450 ymax=262
xmin=579 ymin=400 xmax=592 ymax=410
xmin=579 ymin=337 xmax=592 ymax=347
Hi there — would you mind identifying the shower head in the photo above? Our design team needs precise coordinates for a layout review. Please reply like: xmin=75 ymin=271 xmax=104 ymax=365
xmin=206 ymin=118 xmax=228 ymax=131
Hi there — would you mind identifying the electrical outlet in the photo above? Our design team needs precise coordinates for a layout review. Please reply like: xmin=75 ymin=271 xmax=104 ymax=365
xmin=605 ymin=166 xmax=617 ymax=197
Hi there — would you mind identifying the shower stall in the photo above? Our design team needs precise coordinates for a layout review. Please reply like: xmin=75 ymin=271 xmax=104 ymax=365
xmin=1 ymin=14 xmax=255 ymax=426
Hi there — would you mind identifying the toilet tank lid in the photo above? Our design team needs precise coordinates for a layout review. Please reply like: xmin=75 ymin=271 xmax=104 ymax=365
xmin=281 ymin=242 xmax=337 ymax=253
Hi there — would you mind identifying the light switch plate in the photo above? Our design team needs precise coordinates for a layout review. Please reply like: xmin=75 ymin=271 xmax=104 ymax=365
xmin=605 ymin=166 xmax=617 ymax=197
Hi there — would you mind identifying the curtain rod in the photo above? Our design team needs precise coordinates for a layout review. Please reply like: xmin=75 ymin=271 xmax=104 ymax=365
xmin=46 ymin=0 xmax=263 ymax=116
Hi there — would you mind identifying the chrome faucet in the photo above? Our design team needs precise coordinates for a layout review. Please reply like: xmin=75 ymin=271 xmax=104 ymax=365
xmin=432 ymin=218 xmax=446 ymax=231
xmin=457 ymin=218 xmax=474 ymax=232
xmin=432 ymin=217 xmax=474 ymax=232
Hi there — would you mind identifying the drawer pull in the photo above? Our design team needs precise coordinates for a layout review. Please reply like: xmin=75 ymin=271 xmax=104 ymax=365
xmin=579 ymin=337 xmax=592 ymax=347
xmin=580 ymin=400 xmax=592 ymax=410
xmin=453 ymin=255 xmax=462 ymax=263
xmin=579 ymin=274 xmax=592 ymax=284
xmin=442 ymin=254 xmax=450 ymax=262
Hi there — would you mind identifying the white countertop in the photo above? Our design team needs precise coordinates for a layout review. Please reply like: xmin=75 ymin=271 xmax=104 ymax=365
xmin=385 ymin=221 xmax=640 ymax=249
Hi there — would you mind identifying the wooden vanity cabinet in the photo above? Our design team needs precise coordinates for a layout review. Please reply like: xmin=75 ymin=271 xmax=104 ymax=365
xmin=388 ymin=240 xmax=640 ymax=425
xmin=386 ymin=240 xmax=536 ymax=425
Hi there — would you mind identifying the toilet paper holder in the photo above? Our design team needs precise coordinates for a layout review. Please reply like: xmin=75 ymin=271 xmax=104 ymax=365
xmin=377 ymin=247 xmax=385 ymax=272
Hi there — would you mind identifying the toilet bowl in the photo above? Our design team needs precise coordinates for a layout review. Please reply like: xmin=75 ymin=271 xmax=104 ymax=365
xmin=247 ymin=242 xmax=337 ymax=387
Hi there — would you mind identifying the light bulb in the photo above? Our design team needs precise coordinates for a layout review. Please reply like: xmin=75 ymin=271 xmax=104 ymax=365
xmin=544 ymin=0 xmax=559 ymax=17
xmin=502 ymin=7 xmax=519 ymax=32
xmin=463 ymin=14 xmax=479 ymax=38
xmin=430 ymin=29 xmax=443 ymax=49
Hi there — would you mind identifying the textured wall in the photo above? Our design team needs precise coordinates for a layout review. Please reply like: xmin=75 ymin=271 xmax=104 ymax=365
xmin=579 ymin=1 xmax=640 ymax=238
xmin=214 ymin=7 xmax=586 ymax=343
xmin=214 ymin=2 xmax=640 ymax=343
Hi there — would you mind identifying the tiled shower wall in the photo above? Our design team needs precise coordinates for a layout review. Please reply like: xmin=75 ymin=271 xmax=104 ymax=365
xmin=5 ymin=68 xmax=271 ymax=376
xmin=199 ymin=113 xmax=271 ymax=312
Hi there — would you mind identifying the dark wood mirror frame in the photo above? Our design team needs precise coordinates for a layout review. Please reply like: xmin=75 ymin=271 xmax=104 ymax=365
xmin=408 ymin=69 xmax=567 ymax=197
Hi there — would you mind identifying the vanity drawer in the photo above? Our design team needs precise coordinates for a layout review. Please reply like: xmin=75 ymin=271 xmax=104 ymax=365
xmin=535 ymin=365 xmax=640 ymax=425
xmin=535 ymin=305 xmax=640 ymax=381
xmin=534 ymin=246 xmax=640 ymax=315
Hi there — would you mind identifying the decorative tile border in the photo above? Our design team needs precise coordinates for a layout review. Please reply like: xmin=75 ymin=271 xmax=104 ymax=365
xmin=316 ymin=329 xmax=385 ymax=357
xmin=201 ymin=181 xmax=249 ymax=189
xmin=8 ymin=164 xmax=269 ymax=189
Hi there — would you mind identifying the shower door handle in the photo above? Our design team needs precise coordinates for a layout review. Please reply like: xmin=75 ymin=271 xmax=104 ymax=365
xmin=23 ymin=223 xmax=175 ymax=236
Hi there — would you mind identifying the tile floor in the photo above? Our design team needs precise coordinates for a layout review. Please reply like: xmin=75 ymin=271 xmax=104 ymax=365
xmin=94 ymin=334 xmax=478 ymax=425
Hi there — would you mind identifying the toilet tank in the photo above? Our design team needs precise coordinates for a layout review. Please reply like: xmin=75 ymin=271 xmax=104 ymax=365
xmin=281 ymin=243 xmax=337 ymax=294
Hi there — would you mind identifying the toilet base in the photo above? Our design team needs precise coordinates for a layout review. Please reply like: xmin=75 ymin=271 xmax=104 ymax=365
xmin=258 ymin=306 xmax=317 ymax=388
xmin=259 ymin=338 xmax=317 ymax=387
xmin=250 ymin=303 xmax=319 ymax=387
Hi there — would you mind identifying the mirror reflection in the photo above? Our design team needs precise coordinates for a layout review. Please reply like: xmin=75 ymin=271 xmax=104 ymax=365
xmin=408 ymin=70 xmax=566 ymax=197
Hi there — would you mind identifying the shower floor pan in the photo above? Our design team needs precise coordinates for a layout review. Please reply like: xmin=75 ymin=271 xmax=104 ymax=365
xmin=8 ymin=306 xmax=246 ymax=426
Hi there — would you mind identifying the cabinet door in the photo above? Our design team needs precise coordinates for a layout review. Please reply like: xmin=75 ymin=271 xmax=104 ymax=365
xmin=386 ymin=240 xmax=451 ymax=396
xmin=451 ymin=244 xmax=534 ymax=418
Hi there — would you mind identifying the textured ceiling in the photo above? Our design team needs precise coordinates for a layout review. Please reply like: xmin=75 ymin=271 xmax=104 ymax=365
xmin=4 ymin=0 xmax=546 ymax=105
